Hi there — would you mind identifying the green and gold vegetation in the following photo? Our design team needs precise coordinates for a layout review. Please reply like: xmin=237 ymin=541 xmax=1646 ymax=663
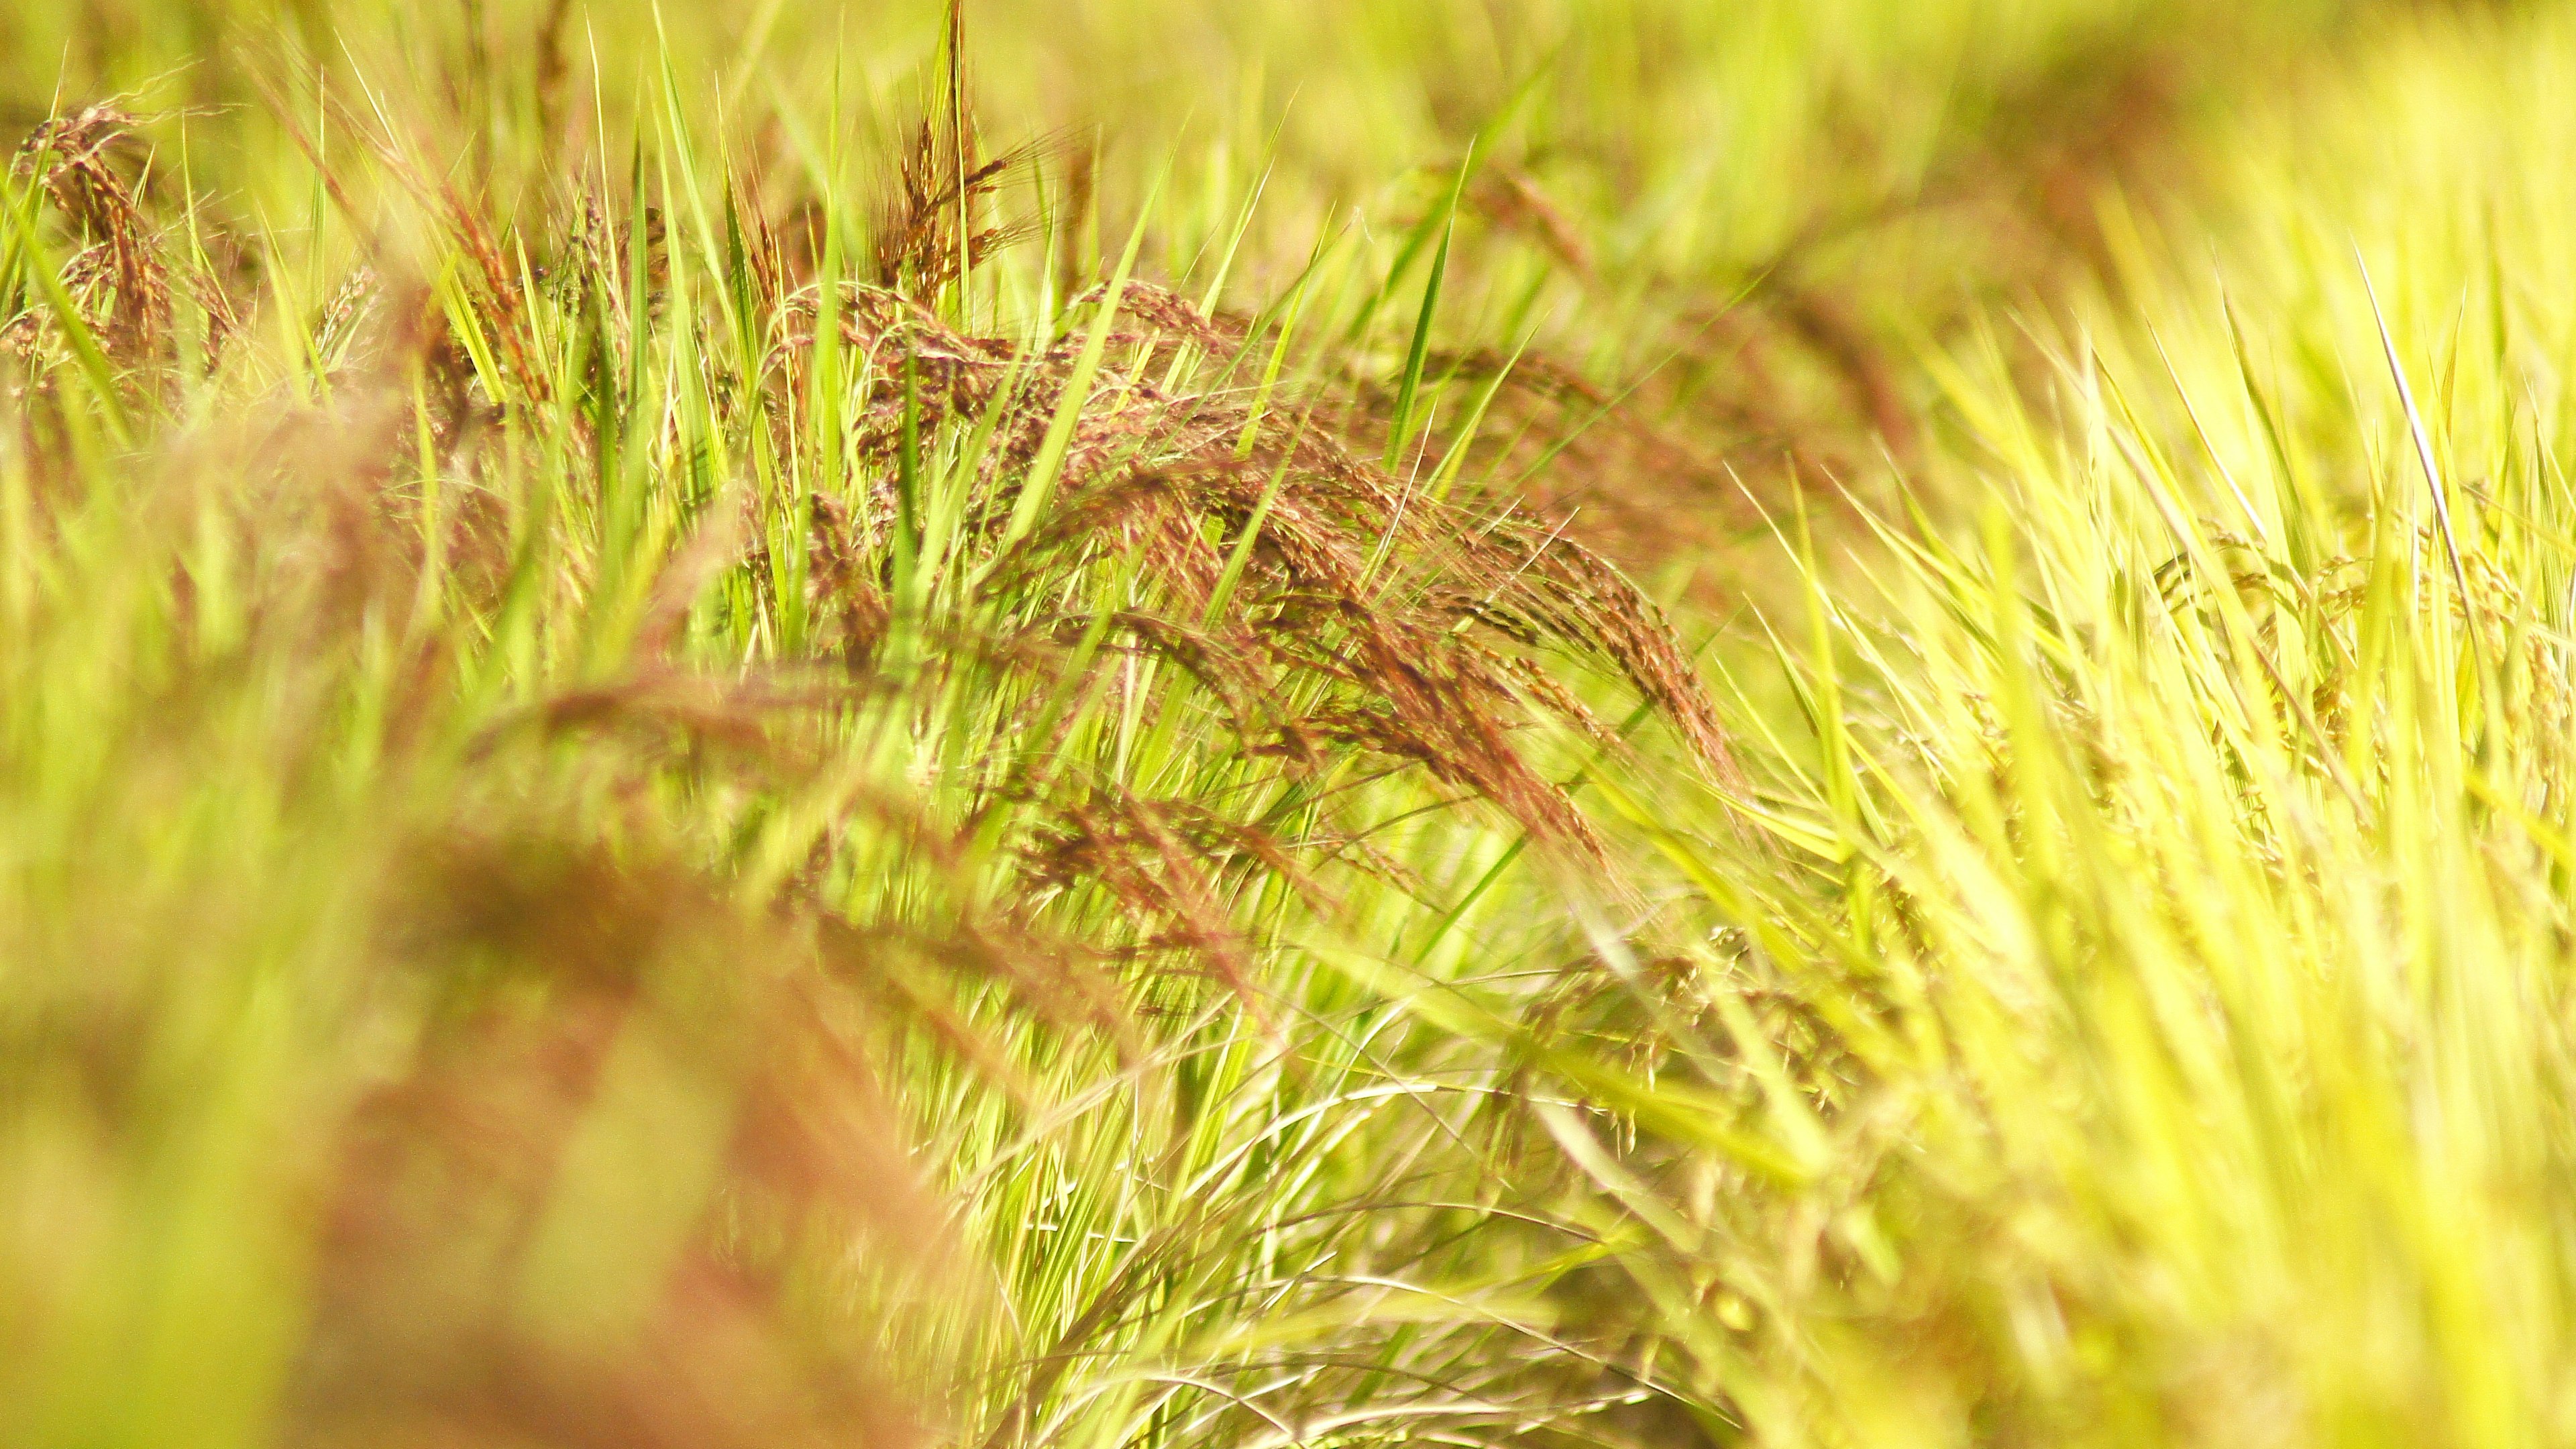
xmin=5 ymin=0 xmax=2575 ymax=1444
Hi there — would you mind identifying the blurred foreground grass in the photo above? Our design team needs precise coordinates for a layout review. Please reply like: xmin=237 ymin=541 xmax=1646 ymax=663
xmin=3 ymin=1 xmax=2575 ymax=1446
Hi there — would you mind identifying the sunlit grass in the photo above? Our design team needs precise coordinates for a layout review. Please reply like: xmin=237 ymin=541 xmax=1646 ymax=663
xmin=1 ymin=1 xmax=2571 ymax=1446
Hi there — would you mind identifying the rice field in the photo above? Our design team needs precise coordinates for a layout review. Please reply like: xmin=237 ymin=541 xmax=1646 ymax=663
xmin=3 ymin=1 xmax=2573 ymax=1445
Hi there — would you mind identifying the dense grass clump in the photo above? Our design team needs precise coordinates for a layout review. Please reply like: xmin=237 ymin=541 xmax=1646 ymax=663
xmin=5 ymin=1 xmax=2576 ymax=1446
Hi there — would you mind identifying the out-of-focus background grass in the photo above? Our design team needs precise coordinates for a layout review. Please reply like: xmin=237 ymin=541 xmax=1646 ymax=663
xmin=7 ymin=1 xmax=2576 ymax=1446
xmin=0 ymin=0 xmax=2379 ymax=574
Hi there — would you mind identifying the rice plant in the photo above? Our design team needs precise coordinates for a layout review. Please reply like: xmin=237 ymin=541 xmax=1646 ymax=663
xmin=0 ymin=1 xmax=2568 ymax=1446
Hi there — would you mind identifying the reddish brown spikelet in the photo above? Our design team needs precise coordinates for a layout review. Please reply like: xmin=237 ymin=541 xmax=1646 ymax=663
xmin=11 ymin=105 xmax=173 ymax=366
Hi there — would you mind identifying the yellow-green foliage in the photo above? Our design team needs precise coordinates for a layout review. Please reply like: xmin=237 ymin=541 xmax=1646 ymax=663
xmin=1 ymin=2 xmax=2572 ymax=1448
xmin=1553 ymin=6 xmax=2576 ymax=1441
